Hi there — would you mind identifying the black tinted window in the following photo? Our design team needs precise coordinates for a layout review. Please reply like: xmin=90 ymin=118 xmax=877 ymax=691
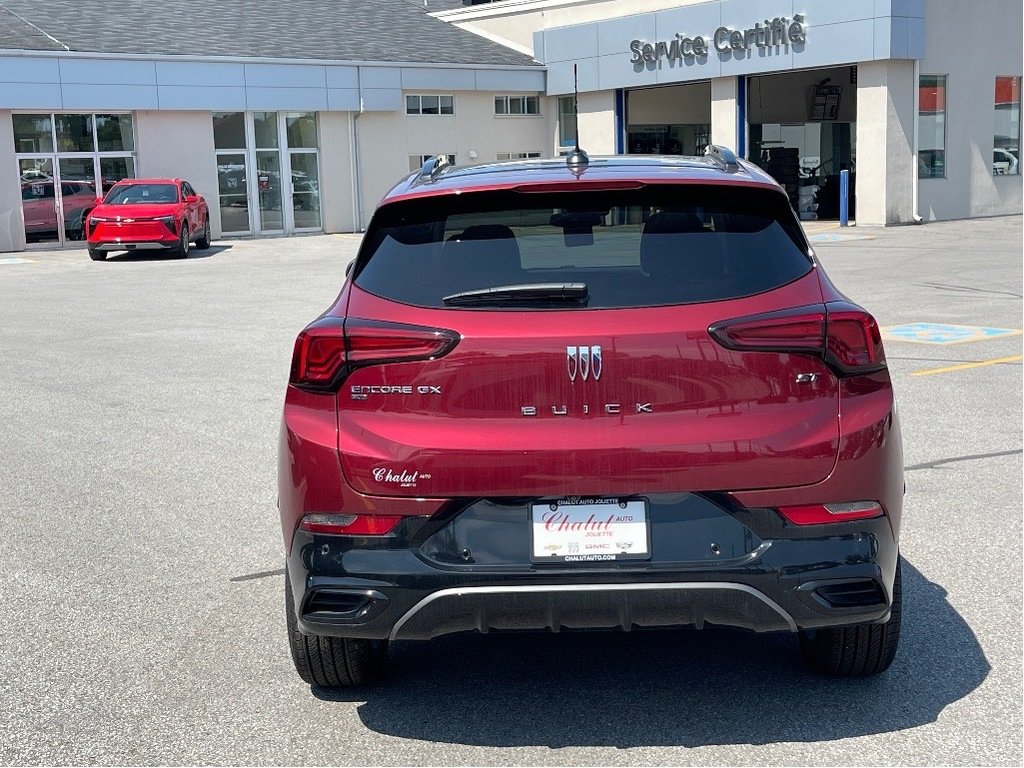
xmin=104 ymin=184 xmax=179 ymax=204
xmin=354 ymin=186 xmax=811 ymax=309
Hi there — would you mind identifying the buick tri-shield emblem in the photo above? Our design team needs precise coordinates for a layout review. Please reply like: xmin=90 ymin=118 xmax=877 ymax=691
xmin=567 ymin=345 xmax=602 ymax=382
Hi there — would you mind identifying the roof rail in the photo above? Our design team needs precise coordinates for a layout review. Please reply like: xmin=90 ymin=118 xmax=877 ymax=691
xmin=415 ymin=154 xmax=452 ymax=184
xmin=704 ymin=144 xmax=741 ymax=173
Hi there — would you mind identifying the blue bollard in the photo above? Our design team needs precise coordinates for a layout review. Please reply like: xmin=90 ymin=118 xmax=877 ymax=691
xmin=839 ymin=169 xmax=849 ymax=227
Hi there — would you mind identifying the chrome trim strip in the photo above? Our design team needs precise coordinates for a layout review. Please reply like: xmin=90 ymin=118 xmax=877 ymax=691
xmin=389 ymin=581 xmax=797 ymax=640
xmin=95 ymin=242 xmax=172 ymax=251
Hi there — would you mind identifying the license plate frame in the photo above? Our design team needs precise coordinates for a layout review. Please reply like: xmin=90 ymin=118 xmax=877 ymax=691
xmin=529 ymin=497 xmax=651 ymax=563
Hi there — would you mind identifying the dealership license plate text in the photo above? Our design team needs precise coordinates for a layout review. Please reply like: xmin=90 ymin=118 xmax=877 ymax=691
xmin=531 ymin=499 xmax=649 ymax=561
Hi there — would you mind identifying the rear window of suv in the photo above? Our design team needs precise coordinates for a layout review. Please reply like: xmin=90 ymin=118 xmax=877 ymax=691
xmin=353 ymin=185 xmax=812 ymax=309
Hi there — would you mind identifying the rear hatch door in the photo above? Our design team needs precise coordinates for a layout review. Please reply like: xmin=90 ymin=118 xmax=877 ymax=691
xmin=339 ymin=183 xmax=837 ymax=498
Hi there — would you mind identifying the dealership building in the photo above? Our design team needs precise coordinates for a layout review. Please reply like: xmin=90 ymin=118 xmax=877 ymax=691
xmin=0 ymin=0 xmax=1020 ymax=252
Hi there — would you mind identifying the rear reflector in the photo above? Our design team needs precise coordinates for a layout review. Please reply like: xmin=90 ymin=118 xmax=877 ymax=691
xmin=289 ymin=317 xmax=459 ymax=391
xmin=777 ymin=502 xmax=883 ymax=525
xmin=299 ymin=513 xmax=403 ymax=535
xmin=708 ymin=302 xmax=886 ymax=376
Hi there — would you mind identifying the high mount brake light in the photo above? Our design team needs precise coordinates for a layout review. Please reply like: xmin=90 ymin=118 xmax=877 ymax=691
xmin=289 ymin=317 xmax=459 ymax=391
xmin=777 ymin=502 xmax=883 ymax=525
xmin=708 ymin=302 xmax=886 ymax=376
xmin=299 ymin=513 xmax=403 ymax=535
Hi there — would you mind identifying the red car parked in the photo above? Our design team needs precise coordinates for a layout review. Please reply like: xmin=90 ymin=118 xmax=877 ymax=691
xmin=21 ymin=179 xmax=97 ymax=242
xmin=280 ymin=147 xmax=904 ymax=687
xmin=86 ymin=178 xmax=211 ymax=260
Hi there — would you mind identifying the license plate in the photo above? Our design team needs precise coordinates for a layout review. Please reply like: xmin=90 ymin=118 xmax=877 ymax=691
xmin=530 ymin=498 xmax=650 ymax=563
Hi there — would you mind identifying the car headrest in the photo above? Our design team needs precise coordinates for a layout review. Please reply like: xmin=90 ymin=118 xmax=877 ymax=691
xmin=640 ymin=212 xmax=720 ymax=281
xmin=642 ymin=212 xmax=705 ymax=236
xmin=444 ymin=224 xmax=522 ymax=279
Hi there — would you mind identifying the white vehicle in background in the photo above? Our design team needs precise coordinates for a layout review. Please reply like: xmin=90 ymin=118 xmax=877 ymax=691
xmin=992 ymin=148 xmax=1019 ymax=175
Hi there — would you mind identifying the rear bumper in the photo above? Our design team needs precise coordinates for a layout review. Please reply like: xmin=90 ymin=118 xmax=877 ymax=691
xmin=286 ymin=511 xmax=899 ymax=641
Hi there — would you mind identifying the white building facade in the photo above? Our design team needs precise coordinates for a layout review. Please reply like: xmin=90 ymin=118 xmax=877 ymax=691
xmin=0 ymin=56 xmax=550 ymax=251
xmin=441 ymin=0 xmax=1022 ymax=225
xmin=1 ymin=0 xmax=1020 ymax=253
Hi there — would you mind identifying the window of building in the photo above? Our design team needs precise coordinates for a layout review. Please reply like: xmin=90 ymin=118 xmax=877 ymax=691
xmin=558 ymin=96 xmax=578 ymax=152
xmin=406 ymin=95 xmax=455 ymax=115
xmin=213 ymin=111 xmax=246 ymax=150
xmin=213 ymin=112 xmax=249 ymax=234
xmin=994 ymin=76 xmax=1021 ymax=176
xmin=55 ymin=114 xmax=94 ymax=153
xmin=12 ymin=114 xmax=53 ymax=153
xmin=95 ymin=114 xmax=134 ymax=152
xmin=409 ymin=154 xmax=456 ymax=172
xmin=496 ymin=152 xmax=542 ymax=161
xmin=212 ymin=112 xmax=322 ymax=235
xmin=918 ymin=75 xmax=947 ymax=179
xmin=286 ymin=112 xmax=318 ymax=148
xmin=494 ymin=95 xmax=540 ymax=115
xmin=253 ymin=111 xmax=279 ymax=149
xmin=13 ymin=112 xmax=136 ymax=245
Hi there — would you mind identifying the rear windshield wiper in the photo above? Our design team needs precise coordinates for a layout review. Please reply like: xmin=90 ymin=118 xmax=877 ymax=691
xmin=443 ymin=282 xmax=589 ymax=307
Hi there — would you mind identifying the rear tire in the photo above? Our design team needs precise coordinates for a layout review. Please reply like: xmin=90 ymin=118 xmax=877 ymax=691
xmin=800 ymin=557 xmax=902 ymax=677
xmin=194 ymin=216 xmax=211 ymax=249
xmin=285 ymin=568 xmax=388 ymax=687
xmin=88 ymin=247 xmax=105 ymax=261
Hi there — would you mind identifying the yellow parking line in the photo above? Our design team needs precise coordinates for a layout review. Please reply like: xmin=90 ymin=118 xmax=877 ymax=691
xmin=911 ymin=355 xmax=1023 ymax=376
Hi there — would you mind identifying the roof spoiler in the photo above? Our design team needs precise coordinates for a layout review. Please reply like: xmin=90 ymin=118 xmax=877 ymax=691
xmin=414 ymin=154 xmax=452 ymax=185
xmin=704 ymin=144 xmax=741 ymax=173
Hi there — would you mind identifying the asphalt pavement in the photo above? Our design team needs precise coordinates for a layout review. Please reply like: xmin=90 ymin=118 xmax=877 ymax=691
xmin=0 ymin=216 xmax=1021 ymax=765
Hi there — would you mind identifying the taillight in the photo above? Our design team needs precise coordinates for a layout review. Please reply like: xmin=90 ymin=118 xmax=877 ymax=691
xmin=289 ymin=317 xmax=459 ymax=391
xmin=708 ymin=302 xmax=886 ymax=375
xmin=299 ymin=513 xmax=403 ymax=535
xmin=290 ymin=317 xmax=347 ymax=389
xmin=777 ymin=502 xmax=883 ymax=525
xmin=826 ymin=308 xmax=885 ymax=370
xmin=345 ymin=319 xmax=459 ymax=365
xmin=710 ymin=305 xmax=825 ymax=351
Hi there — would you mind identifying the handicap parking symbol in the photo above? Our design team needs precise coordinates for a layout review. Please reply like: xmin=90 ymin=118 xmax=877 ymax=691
xmin=881 ymin=322 xmax=1023 ymax=345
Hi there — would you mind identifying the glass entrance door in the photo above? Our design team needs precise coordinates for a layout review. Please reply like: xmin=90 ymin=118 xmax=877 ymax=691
xmin=19 ymin=158 xmax=59 ymax=244
xmin=216 ymin=153 xmax=251 ymax=235
xmin=19 ymin=156 xmax=100 ymax=244
xmin=256 ymin=151 xmax=284 ymax=232
xmin=56 ymin=156 xmax=99 ymax=241
xmin=212 ymin=111 xmax=322 ymax=236
xmin=288 ymin=151 xmax=321 ymax=231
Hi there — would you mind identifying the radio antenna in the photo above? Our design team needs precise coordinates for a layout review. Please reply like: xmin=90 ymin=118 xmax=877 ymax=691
xmin=565 ymin=63 xmax=589 ymax=172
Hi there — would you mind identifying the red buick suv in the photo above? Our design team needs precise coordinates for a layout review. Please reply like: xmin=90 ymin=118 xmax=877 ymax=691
xmin=279 ymin=147 xmax=903 ymax=687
